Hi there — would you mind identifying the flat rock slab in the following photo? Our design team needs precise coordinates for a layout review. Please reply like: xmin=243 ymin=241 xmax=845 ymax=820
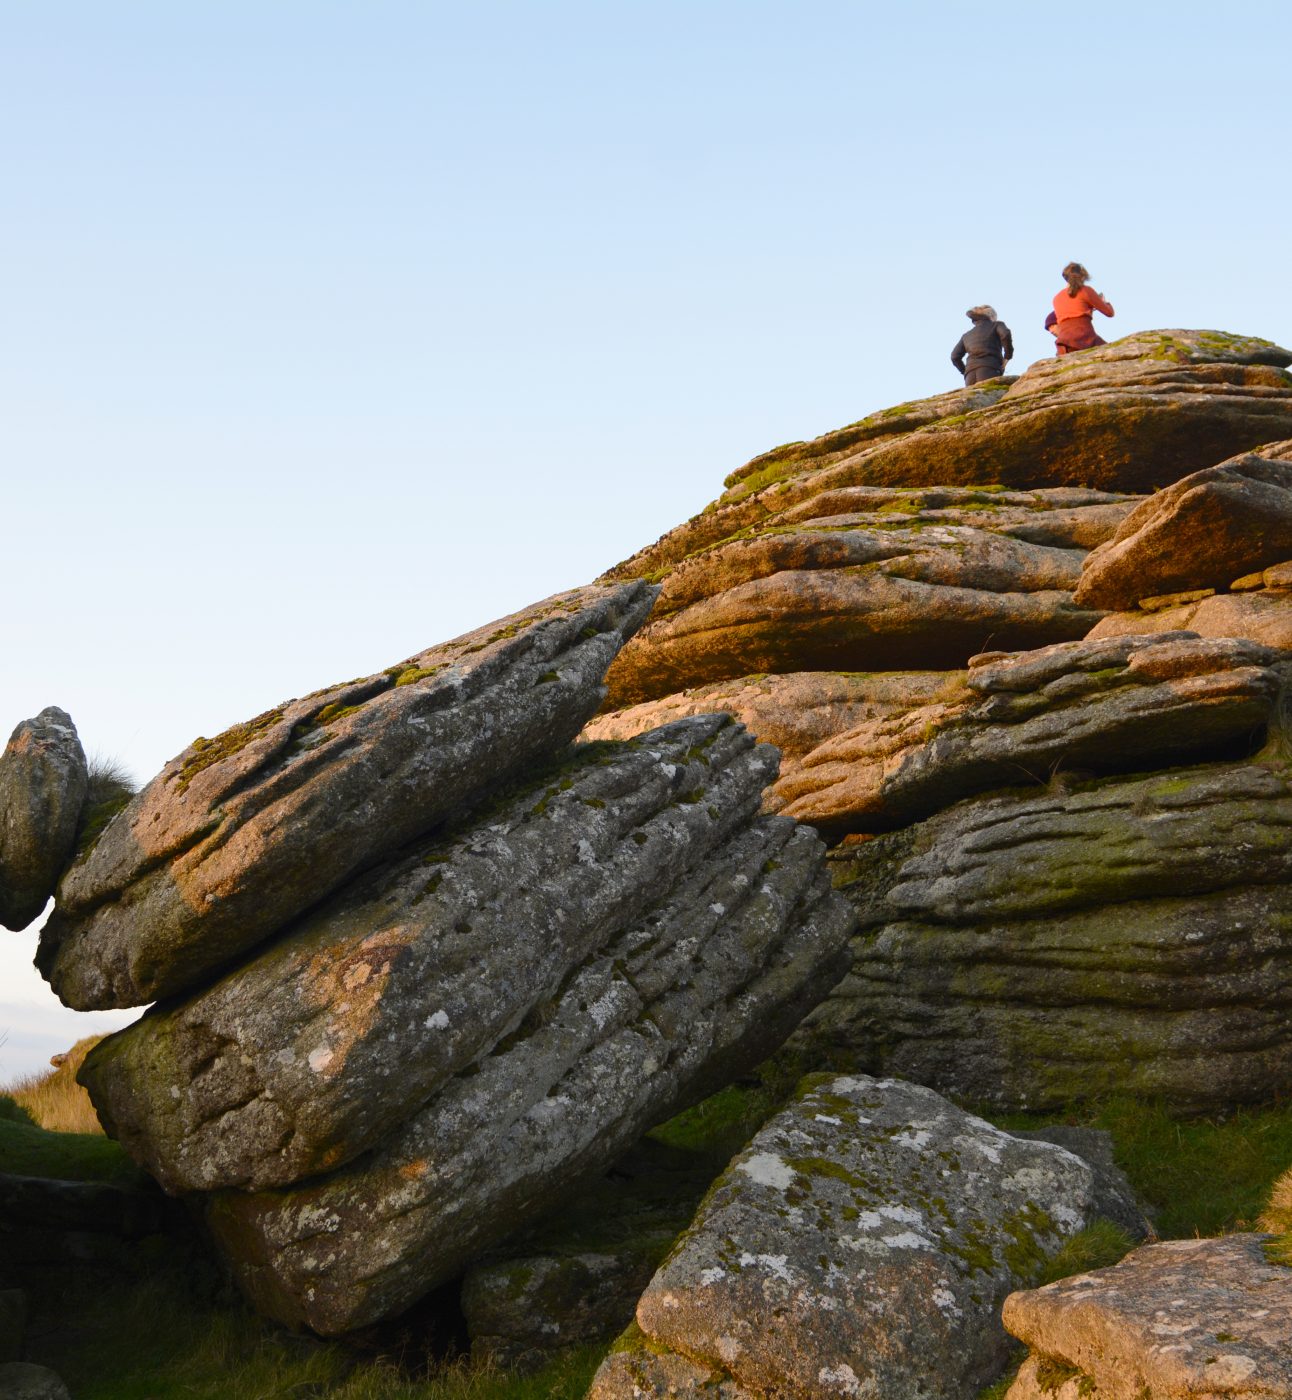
xmin=604 ymin=523 xmax=1100 ymax=707
xmin=81 ymin=716 xmax=784 ymax=1192
xmin=201 ymin=779 xmax=853 ymax=1333
xmin=774 ymin=633 xmax=1284 ymax=839
xmin=1003 ymin=1234 xmax=1292 ymax=1399
xmin=810 ymin=760 xmax=1292 ymax=1110
xmin=596 ymin=1074 xmax=1141 ymax=1400
xmin=0 ymin=708 xmax=87 ymax=931
xmin=606 ymin=331 xmax=1292 ymax=588
xmin=37 ymin=581 xmax=656 ymax=1009
xmin=1076 ymin=441 xmax=1292 ymax=609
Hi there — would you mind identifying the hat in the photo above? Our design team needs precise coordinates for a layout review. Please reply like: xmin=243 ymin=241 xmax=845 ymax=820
xmin=966 ymin=305 xmax=997 ymax=321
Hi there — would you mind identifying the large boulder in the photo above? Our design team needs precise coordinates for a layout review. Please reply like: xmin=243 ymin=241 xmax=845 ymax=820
xmin=82 ymin=716 xmax=804 ymax=1193
xmin=1002 ymin=1235 xmax=1292 ymax=1400
xmin=188 ymin=719 xmax=852 ymax=1334
xmin=772 ymin=634 xmax=1287 ymax=839
xmin=1075 ymin=440 xmax=1292 ymax=609
xmin=589 ymin=1074 xmax=1145 ymax=1400
xmin=586 ymin=670 xmax=956 ymax=794
xmin=606 ymin=332 xmax=1292 ymax=588
xmin=603 ymin=516 xmax=1106 ymax=707
xmin=0 ymin=708 xmax=87 ymax=931
xmin=37 ymin=581 xmax=656 ymax=1009
xmin=809 ymin=758 xmax=1292 ymax=1110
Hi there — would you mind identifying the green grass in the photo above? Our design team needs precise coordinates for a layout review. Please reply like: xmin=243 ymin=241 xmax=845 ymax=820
xmin=0 ymin=1113 xmax=140 ymax=1184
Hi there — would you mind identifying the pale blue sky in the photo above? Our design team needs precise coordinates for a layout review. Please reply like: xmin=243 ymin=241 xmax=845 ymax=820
xmin=2 ymin=1 xmax=1290 ymax=1073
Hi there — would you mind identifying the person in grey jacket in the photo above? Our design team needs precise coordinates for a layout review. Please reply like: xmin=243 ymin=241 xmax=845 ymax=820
xmin=951 ymin=305 xmax=1014 ymax=385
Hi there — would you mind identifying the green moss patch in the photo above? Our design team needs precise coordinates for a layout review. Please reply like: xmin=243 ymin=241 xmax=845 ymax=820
xmin=174 ymin=708 xmax=283 ymax=793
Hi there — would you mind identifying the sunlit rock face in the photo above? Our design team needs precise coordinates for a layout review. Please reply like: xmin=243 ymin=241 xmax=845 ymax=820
xmin=38 ymin=580 xmax=657 ymax=1009
xmin=1001 ymin=1235 xmax=1292 ymax=1400
xmin=589 ymin=1074 xmax=1145 ymax=1400
xmin=0 ymin=707 xmax=87 ymax=932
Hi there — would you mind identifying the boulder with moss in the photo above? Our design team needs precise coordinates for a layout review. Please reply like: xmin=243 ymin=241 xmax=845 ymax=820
xmin=1001 ymin=1234 xmax=1292 ymax=1400
xmin=181 ymin=718 xmax=851 ymax=1334
xmin=80 ymin=715 xmax=819 ymax=1194
xmin=589 ymin=1074 xmax=1145 ymax=1400
xmin=0 ymin=708 xmax=87 ymax=932
xmin=808 ymin=757 xmax=1292 ymax=1111
xmin=1075 ymin=440 xmax=1292 ymax=610
xmin=771 ymin=633 xmax=1286 ymax=839
xmin=37 ymin=581 xmax=656 ymax=1010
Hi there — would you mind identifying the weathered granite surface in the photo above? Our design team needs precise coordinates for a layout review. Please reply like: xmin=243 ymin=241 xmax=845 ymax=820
xmin=1003 ymin=1234 xmax=1292 ymax=1400
xmin=38 ymin=581 xmax=656 ymax=1009
xmin=1075 ymin=440 xmax=1292 ymax=609
xmin=0 ymin=708 xmax=87 ymax=932
xmin=81 ymin=717 xmax=785 ymax=1193
xmin=590 ymin=1074 xmax=1145 ymax=1400
xmin=808 ymin=759 xmax=1292 ymax=1109
xmin=1089 ymin=580 xmax=1292 ymax=651
xmin=772 ymin=633 xmax=1284 ymax=839
xmin=199 ymin=772 xmax=853 ymax=1334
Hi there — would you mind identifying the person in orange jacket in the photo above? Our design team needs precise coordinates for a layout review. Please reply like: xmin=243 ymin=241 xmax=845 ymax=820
xmin=1050 ymin=262 xmax=1114 ymax=355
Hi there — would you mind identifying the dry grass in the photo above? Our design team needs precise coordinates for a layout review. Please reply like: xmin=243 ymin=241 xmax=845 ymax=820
xmin=1260 ymin=1165 xmax=1292 ymax=1234
xmin=5 ymin=1034 xmax=106 ymax=1134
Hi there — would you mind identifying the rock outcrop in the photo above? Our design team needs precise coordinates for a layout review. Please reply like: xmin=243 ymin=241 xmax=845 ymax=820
xmin=38 ymin=581 xmax=656 ymax=1009
xmin=1002 ymin=1235 xmax=1292 ymax=1399
xmin=606 ymin=332 xmax=1292 ymax=590
xmin=771 ymin=633 xmax=1284 ymax=839
xmin=69 ymin=710 xmax=855 ymax=1334
xmin=1075 ymin=440 xmax=1292 ymax=610
xmin=81 ymin=716 xmax=821 ymax=1193
xmin=809 ymin=757 xmax=1292 ymax=1110
xmin=0 ymin=708 xmax=87 ymax=932
xmin=590 ymin=1074 xmax=1145 ymax=1400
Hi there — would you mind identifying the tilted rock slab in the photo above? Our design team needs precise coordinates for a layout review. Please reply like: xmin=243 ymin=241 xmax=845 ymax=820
xmin=1002 ymin=1234 xmax=1292 ymax=1400
xmin=37 ymin=581 xmax=656 ymax=1009
xmin=590 ymin=1074 xmax=1145 ymax=1400
xmin=773 ymin=633 xmax=1286 ymax=839
xmin=196 ymin=733 xmax=853 ymax=1333
xmin=808 ymin=759 xmax=1292 ymax=1110
xmin=604 ymin=521 xmax=1102 ymax=707
xmin=83 ymin=716 xmax=791 ymax=1193
xmin=587 ymin=670 xmax=956 ymax=796
xmin=606 ymin=331 xmax=1291 ymax=586
xmin=1075 ymin=440 xmax=1292 ymax=610
xmin=0 ymin=708 xmax=87 ymax=932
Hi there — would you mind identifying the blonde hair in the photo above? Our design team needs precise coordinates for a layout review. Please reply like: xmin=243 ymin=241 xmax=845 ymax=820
xmin=1062 ymin=262 xmax=1089 ymax=297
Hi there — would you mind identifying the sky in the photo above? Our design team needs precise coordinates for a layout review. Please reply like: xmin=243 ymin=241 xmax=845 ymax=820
xmin=2 ymin=1 xmax=1290 ymax=1077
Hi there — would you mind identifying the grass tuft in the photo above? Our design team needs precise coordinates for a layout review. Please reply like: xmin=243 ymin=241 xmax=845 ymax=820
xmin=4 ymin=1034 xmax=107 ymax=1134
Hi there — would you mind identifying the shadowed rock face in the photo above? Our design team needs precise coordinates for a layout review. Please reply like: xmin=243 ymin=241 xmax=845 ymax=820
xmin=80 ymin=717 xmax=788 ymax=1193
xmin=1075 ymin=440 xmax=1292 ymax=609
xmin=1002 ymin=1235 xmax=1292 ymax=1400
xmin=809 ymin=759 xmax=1292 ymax=1111
xmin=773 ymin=634 xmax=1285 ymax=840
xmin=37 ymin=581 xmax=656 ymax=1010
xmin=606 ymin=332 xmax=1292 ymax=588
xmin=0 ymin=708 xmax=88 ymax=932
xmin=590 ymin=1075 xmax=1145 ymax=1400
xmin=198 ymin=753 xmax=853 ymax=1334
